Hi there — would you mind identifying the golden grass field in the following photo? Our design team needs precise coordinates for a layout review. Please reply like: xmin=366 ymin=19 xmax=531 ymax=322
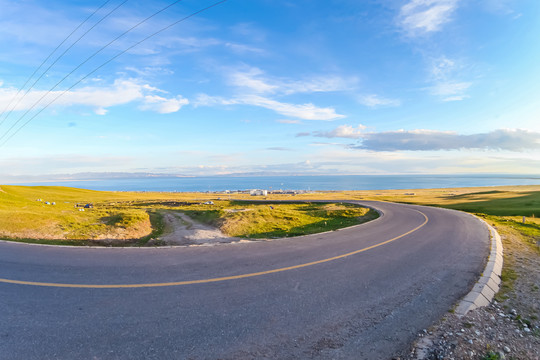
xmin=1 ymin=184 xmax=539 ymax=247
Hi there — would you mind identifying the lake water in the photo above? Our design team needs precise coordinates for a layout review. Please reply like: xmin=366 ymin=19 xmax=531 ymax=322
xmin=8 ymin=174 xmax=540 ymax=192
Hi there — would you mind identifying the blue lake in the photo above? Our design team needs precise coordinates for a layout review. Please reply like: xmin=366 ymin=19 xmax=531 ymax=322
xmin=8 ymin=174 xmax=540 ymax=192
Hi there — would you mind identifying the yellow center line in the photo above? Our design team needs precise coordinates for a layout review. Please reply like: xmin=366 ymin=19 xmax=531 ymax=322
xmin=0 ymin=210 xmax=428 ymax=289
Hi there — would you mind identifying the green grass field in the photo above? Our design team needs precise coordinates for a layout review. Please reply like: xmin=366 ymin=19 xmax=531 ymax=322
xmin=175 ymin=201 xmax=378 ymax=238
xmin=0 ymin=185 xmax=378 ymax=244
xmin=0 ymin=185 xmax=155 ymax=245
xmin=1 ymin=184 xmax=539 ymax=248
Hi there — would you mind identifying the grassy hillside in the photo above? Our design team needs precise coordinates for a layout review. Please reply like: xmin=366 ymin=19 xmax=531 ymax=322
xmin=174 ymin=201 xmax=377 ymax=238
xmin=0 ymin=186 xmax=378 ymax=245
xmin=2 ymin=184 xmax=539 ymax=247
xmin=0 ymin=185 xmax=155 ymax=244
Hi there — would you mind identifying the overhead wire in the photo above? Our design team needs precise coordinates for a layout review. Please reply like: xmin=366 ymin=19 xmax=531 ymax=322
xmin=0 ymin=0 xmax=229 ymax=148
xmin=0 ymin=0 xmax=112 ymax=127
xmin=0 ymin=0 xmax=125 ymax=129
xmin=0 ymin=0 xmax=186 ymax=144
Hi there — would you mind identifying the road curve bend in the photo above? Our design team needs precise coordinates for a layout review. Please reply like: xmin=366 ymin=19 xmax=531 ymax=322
xmin=0 ymin=201 xmax=489 ymax=359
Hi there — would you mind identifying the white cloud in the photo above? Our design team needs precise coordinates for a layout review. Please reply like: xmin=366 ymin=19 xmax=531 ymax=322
xmin=277 ymin=119 xmax=302 ymax=124
xmin=194 ymin=93 xmax=345 ymax=121
xmin=400 ymin=0 xmax=460 ymax=35
xmin=0 ymin=78 xmax=188 ymax=115
xmin=302 ymin=126 xmax=540 ymax=152
xmin=352 ymin=128 xmax=540 ymax=151
xmin=196 ymin=67 xmax=350 ymax=121
xmin=427 ymin=56 xmax=472 ymax=101
xmin=139 ymin=95 xmax=189 ymax=114
xmin=193 ymin=94 xmax=237 ymax=107
xmin=311 ymin=124 xmax=367 ymax=139
xmin=430 ymin=56 xmax=456 ymax=79
xmin=227 ymin=67 xmax=355 ymax=95
xmin=358 ymin=94 xmax=401 ymax=108
xmin=229 ymin=67 xmax=278 ymax=94
xmin=430 ymin=81 xmax=472 ymax=101
xmin=95 ymin=107 xmax=108 ymax=116
xmin=240 ymin=95 xmax=345 ymax=121
xmin=56 ymin=79 xmax=144 ymax=110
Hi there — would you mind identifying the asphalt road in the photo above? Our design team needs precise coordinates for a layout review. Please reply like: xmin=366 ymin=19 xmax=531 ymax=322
xmin=0 ymin=201 xmax=489 ymax=359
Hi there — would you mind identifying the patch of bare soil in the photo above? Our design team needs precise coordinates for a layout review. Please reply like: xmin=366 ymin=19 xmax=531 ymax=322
xmin=159 ymin=211 xmax=240 ymax=245
xmin=94 ymin=218 xmax=152 ymax=242
xmin=403 ymin=226 xmax=540 ymax=360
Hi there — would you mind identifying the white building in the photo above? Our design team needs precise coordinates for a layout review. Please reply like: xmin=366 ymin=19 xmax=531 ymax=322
xmin=250 ymin=189 xmax=268 ymax=196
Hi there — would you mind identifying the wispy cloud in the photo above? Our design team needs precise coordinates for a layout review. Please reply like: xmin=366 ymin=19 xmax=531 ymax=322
xmin=310 ymin=124 xmax=367 ymax=139
xmin=430 ymin=56 xmax=457 ymax=79
xmin=193 ymin=66 xmax=352 ymax=121
xmin=228 ymin=67 xmax=278 ymax=94
xmin=429 ymin=81 xmax=472 ymax=101
xmin=228 ymin=67 xmax=355 ymax=95
xmin=266 ymin=147 xmax=292 ymax=151
xmin=195 ymin=94 xmax=345 ymax=121
xmin=358 ymin=94 xmax=401 ymax=108
xmin=124 ymin=66 xmax=174 ymax=77
xmin=193 ymin=94 xmax=236 ymax=107
xmin=399 ymin=0 xmax=460 ymax=35
xmin=276 ymin=119 xmax=303 ymax=124
xmin=240 ymin=95 xmax=344 ymax=121
xmin=224 ymin=42 xmax=266 ymax=54
xmin=427 ymin=56 xmax=472 ymax=101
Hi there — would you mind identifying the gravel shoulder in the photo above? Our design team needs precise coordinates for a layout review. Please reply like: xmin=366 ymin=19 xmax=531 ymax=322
xmin=403 ymin=222 xmax=540 ymax=360
xmin=159 ymin=211 xmax=241 ymax=245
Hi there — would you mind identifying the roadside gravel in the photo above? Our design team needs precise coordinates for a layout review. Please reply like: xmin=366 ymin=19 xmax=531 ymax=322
xmin=403 ymin=223 xmax=540 ymax=360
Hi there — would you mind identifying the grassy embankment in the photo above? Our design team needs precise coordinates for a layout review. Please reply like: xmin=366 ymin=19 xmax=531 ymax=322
xmin=0 ymin=185 xmax=377 ymax=245
xmin=170 ymin=201 xmax=377 ymax=238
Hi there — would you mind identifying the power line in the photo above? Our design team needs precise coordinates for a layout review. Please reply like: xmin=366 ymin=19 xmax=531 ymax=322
xmin=0 ymin=0 xmax=186 ymax=144
xmin=0 ymin=0 xmax=127 ymax=129
xmin=0 ymin=0 xmax=229 ymax=148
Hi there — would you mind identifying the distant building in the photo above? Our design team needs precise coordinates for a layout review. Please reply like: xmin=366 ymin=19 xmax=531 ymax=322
xmin=250 ymin=189 xmax=268 ymax=196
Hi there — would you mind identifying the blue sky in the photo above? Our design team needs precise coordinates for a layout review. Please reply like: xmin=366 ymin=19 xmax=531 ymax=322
xmin=1 ymin=0 xmax=539 ymax=179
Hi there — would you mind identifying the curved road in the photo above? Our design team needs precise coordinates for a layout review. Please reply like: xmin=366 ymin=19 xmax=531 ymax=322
xmin=0 ymin=202 xmax=489 ymax=359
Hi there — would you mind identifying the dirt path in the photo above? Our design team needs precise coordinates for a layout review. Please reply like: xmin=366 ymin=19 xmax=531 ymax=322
xmin=159 ymin=211 xmax=240 ymax=246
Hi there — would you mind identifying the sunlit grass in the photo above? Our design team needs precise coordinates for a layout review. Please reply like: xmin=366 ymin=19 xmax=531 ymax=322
xmin=0 ymin=186 xmax=377 ymax=244
xmin=2 ymin=184 xmax=539 ymax=246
